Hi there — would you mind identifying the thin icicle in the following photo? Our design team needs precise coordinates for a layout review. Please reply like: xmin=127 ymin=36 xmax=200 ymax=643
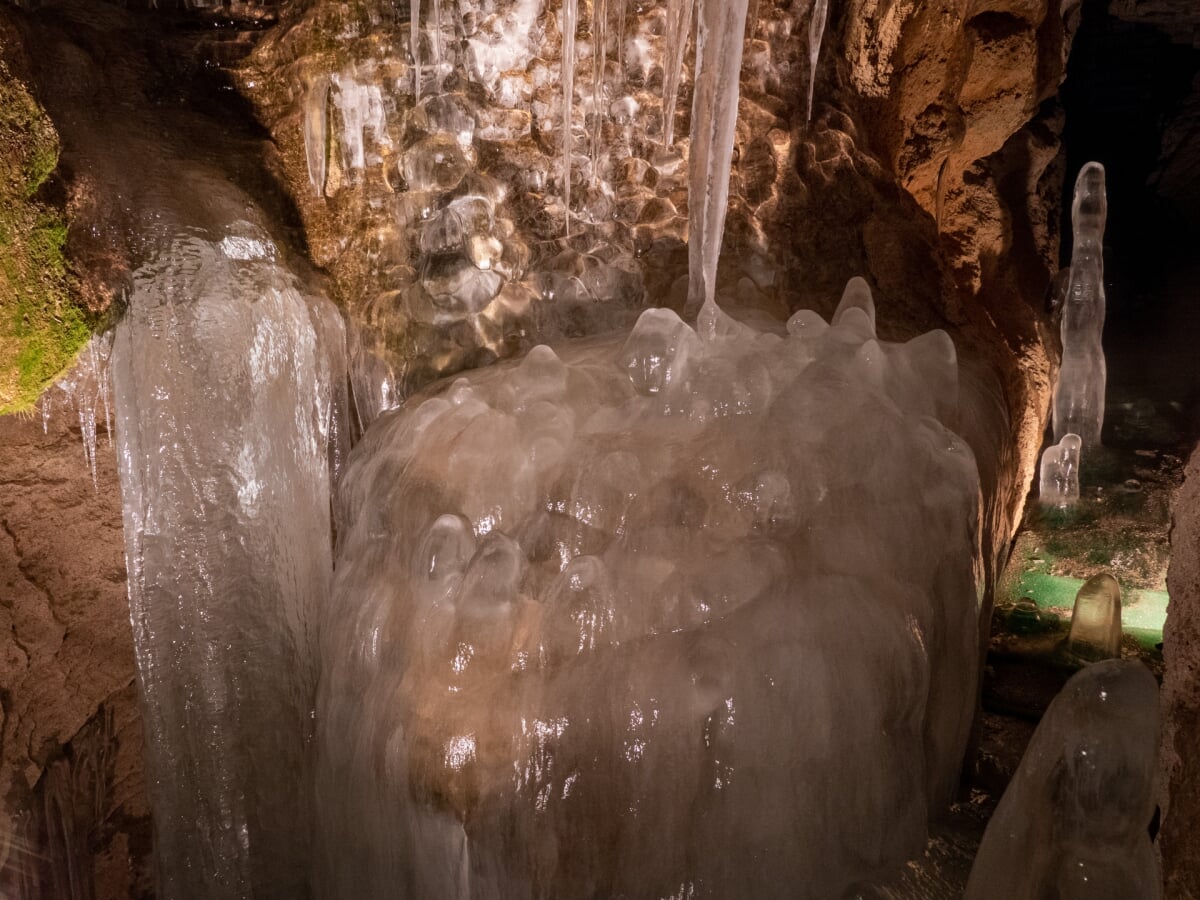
xmin=562 ymin=0 xmax=579 ymax=234
xmin=662 ymin=0 xmax=696 ymax=149
xmin=589 ymin=0 xmax=609 ymax=185
xmin=688 ymin=0 xmax=749 ymax=334
xmin=615 ymin=0 xmax=626 ymax=77
xmin=411 ymin=0 xmax=421 ymax=101
xmin=806 ymin=0 xmax=828 ymax=124
xmin=303 ymin=75 xmax=329 ymax=197
xmin=431 ymin=0 xmax=442 ymax=69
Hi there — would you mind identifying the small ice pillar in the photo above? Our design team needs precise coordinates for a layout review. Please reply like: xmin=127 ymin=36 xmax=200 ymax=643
xmin=1053 ymin=162 xmax=1107 ymax=449
xmin=1038 ymin=433 xmax=1081 ymax=507
xmin=965 ymin=659 xmax=1159 ymax=900
xmin=1067 ymin=573 xmax=1122 ymax=661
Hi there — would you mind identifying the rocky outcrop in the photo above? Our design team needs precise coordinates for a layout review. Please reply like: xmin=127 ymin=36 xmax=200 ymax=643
xmin=0 ymin=410 xmax=150 ymax=899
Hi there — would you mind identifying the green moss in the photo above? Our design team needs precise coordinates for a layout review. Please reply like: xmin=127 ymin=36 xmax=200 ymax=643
xmin=0 ymin=60 xmax=91 ymax=414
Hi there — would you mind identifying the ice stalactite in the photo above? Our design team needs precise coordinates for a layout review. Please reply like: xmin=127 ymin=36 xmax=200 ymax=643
xmin=303 ymin=75 xmax=329 ymax=197
xmin=561 ymin=0 xmax=579 ymax=233
xmin=615 ymin=0 xmax=627 ymax=77
xmin=661 ymin=0 xmax=695 ymax=149
xmin=431 ymin=0 xmax=442 ymax=70
xmin=688 ymin=0 xmax=750 ymax=335
xmin=965 ymin=660 xmax=1160 ymax=900
xmin=315 ymin=276 xmax=982 ymax=898
xmin=1038 ymin=432 xmax=1081 ymax=507
xmin=1053 ymin=162 xmax=1108 ymax=449
xmin=589 ymin=0 xmax=609 ymax=185
xmin=332 ymin=70 xmax=389 ymax=175
xmin=411 ymin=0 xmax=422 ymax=101
xmin=806 ymin=0 xmax=828 ymax=123
xmin=111 ymin=223 xmax=348 ymax=899
xmin=38 ymin=333 xmax=114 ymax=490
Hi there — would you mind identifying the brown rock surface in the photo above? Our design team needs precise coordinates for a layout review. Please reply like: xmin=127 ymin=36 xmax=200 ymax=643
xmin=0 ymin=409 xmax=150 ymax=898
xmin=1160 ymin=443 xmax=1200 ymax=898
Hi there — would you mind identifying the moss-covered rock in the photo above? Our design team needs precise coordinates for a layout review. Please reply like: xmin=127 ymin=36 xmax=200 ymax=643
xmin=0 ymin=60 xmax=90 ymax=414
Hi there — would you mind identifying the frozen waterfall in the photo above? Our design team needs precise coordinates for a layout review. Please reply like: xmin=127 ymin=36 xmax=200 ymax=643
xmin=111 ymin=224 xmax=348 ymax=898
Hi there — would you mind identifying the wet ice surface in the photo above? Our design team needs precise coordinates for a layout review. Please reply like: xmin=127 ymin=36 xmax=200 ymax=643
xmin=317 ymin=280 xmax=984 ymax=898
xmin=965 ymin=659 xmax=1160 ymax=900
xmin=111 ymin=227 xmax=348 ymax=898
xmin=1039 ymin=432 xmax=1082 ymax=507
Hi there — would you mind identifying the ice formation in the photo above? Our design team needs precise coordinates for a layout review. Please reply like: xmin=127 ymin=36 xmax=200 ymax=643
xmin=411 ymin=0 xmax=421 ymax=101
xmin=303 ymin=75 xmax=329 ymax=196
xmin=661 ymin=0 xmax=696 ymax=149
xmin=688 ymin=0 xmax=750 ymax=329
xmin=1067 ymin=573 xmax=1123 ymax=662
xmin=332 ymin=69 xmax=389 ymax=174
xmin=589 ymin=0 xmax=609 ymax=183
xmin=38 ymin=332 xmax=114 ymax=489
xmin=111 ymin=225 xmax=348 ymax=898
xmin=1039 ymin=432 xmax=1082 ymax=507
xmin=315 ymin=279 xmax=983 ymax=898
xmin=965 ymin=659 xmax=1160 ymax=900
xmin=806 ymin=0 xmax=828 ymax=123
xmin=561 ymin=0 xmax=579 ymax=232
xmin=1053 ymin=162 xmax=1108 ymax=449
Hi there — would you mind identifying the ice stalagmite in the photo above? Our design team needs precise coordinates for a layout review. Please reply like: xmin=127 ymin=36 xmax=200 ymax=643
xmin=1067 ymin=573 xmax=1123 ymax=662
xmin=303 ymin=75 xmax=329 ymax=197
xmin=688 ymin=0 xmax=750 ymax=334
xmin=1039 ymin=432 xmax=1082 ymax=507
xmin=1053 ymin=162 xmax=1108 ymax=449
xmin=965 ymin=660 xmax=1160 ymax=900
xmin=806 ymin=0 xmax=828 ymax=123
xmin=662 ymin=0 xmax=695 ymax=149
xmin=315 ymin=278 xmax=983 ymax=898
xmin=561 ymin=0 xmax=579 ymax=233
xmin=112 ymin=223 xmax=346 ymax=899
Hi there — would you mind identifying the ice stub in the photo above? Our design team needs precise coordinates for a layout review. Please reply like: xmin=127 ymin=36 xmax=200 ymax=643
xmin=1067 ymin=572 xmax=1123 ymax=662
xmin=965 ymin=659 xmax=1160 ymax=900
xmin=1039 ymin=432 xmax=1082 ymax=507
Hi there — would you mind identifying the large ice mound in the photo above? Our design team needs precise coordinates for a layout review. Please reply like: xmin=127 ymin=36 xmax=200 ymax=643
xmin=317 ymin=279 xmax=984 ymax=898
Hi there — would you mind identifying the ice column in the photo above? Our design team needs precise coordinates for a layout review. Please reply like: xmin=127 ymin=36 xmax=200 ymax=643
xmin=806 ymin=0 xmax=828 ymax=123
xmin=965 ymin=660 xmax=1160 ymax=900
xmin=561 ymin=0 xmax=579 ymax=233
xmin=688 ymin=0 xmax=750 ymax=334
xmin=111 ymin=225 xmax=345 ymax=899
xmin=1053 ymin=162 xmax=1108 ymax=448
xmin=1038 ymin=433 xmax=1081 ymax=507
xmin=661 ymin=0 xmax=696 ymax=149
xmin=1067 ymin=573 xmax=1123 ymax=662
xmin=303 ymin=75 xmax=329 ymax=197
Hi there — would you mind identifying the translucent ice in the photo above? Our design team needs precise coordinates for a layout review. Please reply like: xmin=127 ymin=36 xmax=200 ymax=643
xmin=315 ymin=281 xmax=983 ymax=898
xmin=561 ymin=0 xmax=579 ymax=233
xmin=806 ymin=0 xmax=828 ymax=123
xmin=411 ymin=0 xmax=421 ymax=101
xmin=1039 ymin=432 xmax=1082 ymax=507
xmin=332 ymin=70 xmax=389 ymax=173
xmin=688 ymin=0 xmax=750 ymax=331
xmin=111 ymin=227 xmax=346 ymax=898
xmin=1067 ymin=573 xmax=1123 ymax=662
xmin=1053 ymin=162 xmax=1108 ymax=449
xmin=661 ymin=0 xmax=696 ymax=149
xmin=39 ymin=332 xmax=114 ymax=490
xmin=303 ymin=75 xmax=329 ymax=197
xmin=965 ymin=659 xmax=1160 ymax=900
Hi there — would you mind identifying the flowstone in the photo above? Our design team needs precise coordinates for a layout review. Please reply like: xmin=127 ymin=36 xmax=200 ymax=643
xmin=316 ymin=279 xmax=983 ymax=898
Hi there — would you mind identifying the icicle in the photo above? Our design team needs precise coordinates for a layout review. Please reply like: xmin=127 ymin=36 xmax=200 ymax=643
xmin=411 ymin=0 xmax=422 ymax=101
xmin=562 ymin=0 xmax=579 ymax=234
xmin=688 ymin=0 xmax=749 ymax=334
xmin=662 ymin=0 xmax=696 ymax=149
xmin=432 ymin=0 xmax=442 ymax=69
xmin=806 ymin=0 xmax=828 ymax=124
xmin=303 ymin=75 xmax=329 ymax=197
xmin=589 ymin=0 xmax=609 ymax=185
xmin=615 ymin=0 xmax=626 ymax=77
